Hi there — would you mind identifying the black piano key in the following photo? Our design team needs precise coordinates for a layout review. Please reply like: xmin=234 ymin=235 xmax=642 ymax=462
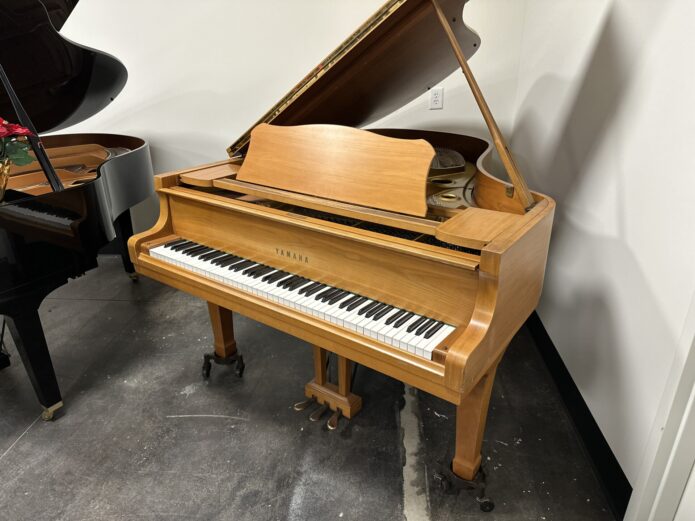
xmin=407 ymin=316 xmax=427 ymax=333
xmin=199 ymin=250 xmax=225 ymax=262
xmin=298 ymin=281 xmax=320 ymax=294
xmin=215 ymin=255 xmax=241 ymax=267
xmin=185 ymin=245 xmax=210 ymax=256
xmin=232 ymin=260 xmax=255 ymax=272
xmin=171 ymin=240 xmax=195 ymax=251
xmin=304 ymin=284 xmax=326 ymax=297
xmin=346 ymin=296 xmax=367 ymax=312
xmin=339 ymin=294 xmax=361 ymax=309
xmin=181 ymin=244 xmax=205 ymax=255
xmin=385 ymin=309 xmax=405 ymax=326
xmin=255 ymin=267 xmax=277 ymax=278
xmin=423 ymin=322 xmax=445 ymax=340
xmin=415 ymin=318 xmax=436 ymax=336
xmin=210 ymin=253 xmax=233 ymax=264
xmin=358 ymin=300 xmax=381 ymax=316
xmin=373 ymin=305 xmax=394 ymax=321
xmin=191 ymin=247 xmax=214 ymax=258
xmin=365 ymin=302 xmax=386 ymax=319
xmin=290 ymin=278 xmax=312 ymax=290
xmin=320 ymin=288 xmax=342 ymax=302
xmin=314 ymin=287 xmax=336 ymax=300
xmin=264 ymin=271 xmax=289 ymax=283
xmin=393 ymin=312 xmax=414 ymax=329
xmin=277 ymin=275 xmax=298 ymax=288
xmin=243 ymin=264 xmax=266 ymax=276
xmin=284 ymin=277 xmax=304 ymax=290
xmin=328 ymin=291 xmax=350 ymax=306
xmin=165 ymin=238 xmax=187 ymax=248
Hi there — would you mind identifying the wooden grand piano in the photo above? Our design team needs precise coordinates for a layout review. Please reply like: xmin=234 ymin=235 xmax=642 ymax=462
xmin=128 ymin=0 xmax=554 ymax=499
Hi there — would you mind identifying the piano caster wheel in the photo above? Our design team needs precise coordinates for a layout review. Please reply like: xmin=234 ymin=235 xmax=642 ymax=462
xmin=432 ymin=463 xmax=494 ymax=512
xmin=293 ymin=398 xmax=315 ymax=412
xmin=433 ymin=471 xmax=452 ymax=493
xmin=479 ymin=499 xmax=495 ymax=513
xmin=326 ymin=410 xmax=342 ymax=430
xmin=128 ymin=273 xmax=139 ymax=282
xmin=309 ymin=404 xmax=328 ymax=422
xmin=202 ymin=359 xmax=212 ymax=379
xmin=202 ymin=353 xmax=245 ymax=379
xmin=235 ymin=356 xmax=245 ymax=377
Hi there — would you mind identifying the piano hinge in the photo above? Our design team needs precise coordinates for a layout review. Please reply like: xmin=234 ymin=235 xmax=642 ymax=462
xmin=506 ymin=184 xmax=537 ymax=212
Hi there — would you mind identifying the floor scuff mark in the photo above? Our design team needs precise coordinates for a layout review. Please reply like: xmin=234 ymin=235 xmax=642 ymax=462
xmin=400 ymin=385 xmax=431 ymax=521
xmin=165 ymin=414 xmax=248 ymax=421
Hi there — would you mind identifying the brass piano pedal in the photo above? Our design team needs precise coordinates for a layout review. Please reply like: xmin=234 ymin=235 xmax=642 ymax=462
xmin=327 ymin=410 xmax=342 ymax=431
xmin=293 ymin=398 xmax=315 ymax=412
xmin=309 ymin=404 xmax=328 ymax=422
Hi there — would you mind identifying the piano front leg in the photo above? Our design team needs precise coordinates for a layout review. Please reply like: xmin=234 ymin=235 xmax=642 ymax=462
xmin=201 ymin=302 xmax=245 ymax=378
xmin=453 ymin=361 xmax=499 ymax=480
xmin=6 ymin=310 xmax=63 ymax=421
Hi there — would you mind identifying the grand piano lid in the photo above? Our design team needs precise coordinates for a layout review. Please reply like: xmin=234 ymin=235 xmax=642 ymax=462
xmin=0 ymin=0 xmax=127 ymax=133
xmin=227 ymin=0 xmax=480 ymax=157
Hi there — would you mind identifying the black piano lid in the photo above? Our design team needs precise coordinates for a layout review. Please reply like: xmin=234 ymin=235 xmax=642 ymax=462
xmin=0 ymin=0 xmax=127 ymax=133
xmin=227 ymin=0 xmax=480 ymax=157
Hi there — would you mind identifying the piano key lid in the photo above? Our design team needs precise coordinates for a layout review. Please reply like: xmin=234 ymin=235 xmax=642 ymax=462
xmin=227 ymin=0 xmax=480 ymax=157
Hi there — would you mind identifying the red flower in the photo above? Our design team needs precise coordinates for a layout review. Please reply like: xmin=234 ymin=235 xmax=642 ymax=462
xmin=5 ymin=123 xmax=33 ymax=136
xmin=0 ymin=118 xmax=33 ymax=138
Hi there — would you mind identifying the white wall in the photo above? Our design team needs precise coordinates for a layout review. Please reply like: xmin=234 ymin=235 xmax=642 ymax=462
xmin=60 ymin=0 xmax=695 ymax=493
xmin=675 ymin=467 xmax=695 ymax=521
xmin=511 ymin=0 xmax=695 ymax=484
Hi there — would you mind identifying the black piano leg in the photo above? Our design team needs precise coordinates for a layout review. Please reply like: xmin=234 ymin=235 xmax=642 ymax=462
xmin=114 ymin=209 xmax=138 ymax=281
xmin=6 ymin=311 xmax=63 ymax=421
xmin=0 ymin=351 xmax=10 ymax=370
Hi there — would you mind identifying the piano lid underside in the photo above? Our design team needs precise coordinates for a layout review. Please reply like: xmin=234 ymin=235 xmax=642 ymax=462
xmin=228 ymin=0 xmax=479 ymax=156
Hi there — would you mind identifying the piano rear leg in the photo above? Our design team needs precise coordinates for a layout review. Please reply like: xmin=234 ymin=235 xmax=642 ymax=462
xmin=201 ymin=303 xmax=244 ymax=379
xmin=113 ymin=209 xmax=138 ymax=281
xmin=6 ymin=311 xmax=64 ymax=421
xmin=302 ymin=346 xmax=362 ymax=428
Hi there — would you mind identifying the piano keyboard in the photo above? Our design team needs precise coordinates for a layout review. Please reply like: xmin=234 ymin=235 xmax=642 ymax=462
xmin=150 ymin=239 xmax=455 ymax=361
xmin=0 ymin=202 xmax=76 ymax=230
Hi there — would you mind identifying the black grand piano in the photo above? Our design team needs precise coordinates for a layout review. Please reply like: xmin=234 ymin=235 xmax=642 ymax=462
xmin=0 ymin=0 xmax=154 ymax=419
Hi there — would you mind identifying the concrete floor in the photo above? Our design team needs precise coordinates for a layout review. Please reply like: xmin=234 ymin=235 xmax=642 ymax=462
xmin=0 ymin=256 xmax=615 ymax=521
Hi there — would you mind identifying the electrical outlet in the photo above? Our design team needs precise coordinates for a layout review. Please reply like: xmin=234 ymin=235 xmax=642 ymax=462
xmin=429 ymin=87 xmax=443 ymax=110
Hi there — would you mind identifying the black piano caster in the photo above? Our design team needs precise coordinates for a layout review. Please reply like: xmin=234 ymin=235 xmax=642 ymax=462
xmin=202 ymin=352 xmax=245 ymax=379
xmin=432 ymin=464 xmax=494 ymax=512
xmin=40 ymin=402 xmax=64 ymax=422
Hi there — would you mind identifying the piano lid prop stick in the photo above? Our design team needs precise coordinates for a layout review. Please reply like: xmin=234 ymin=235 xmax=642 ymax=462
xmin=0 ymin=64 xmax=64 ymax=192
xmin=428 ymin=0 xmax=534 ymax=211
